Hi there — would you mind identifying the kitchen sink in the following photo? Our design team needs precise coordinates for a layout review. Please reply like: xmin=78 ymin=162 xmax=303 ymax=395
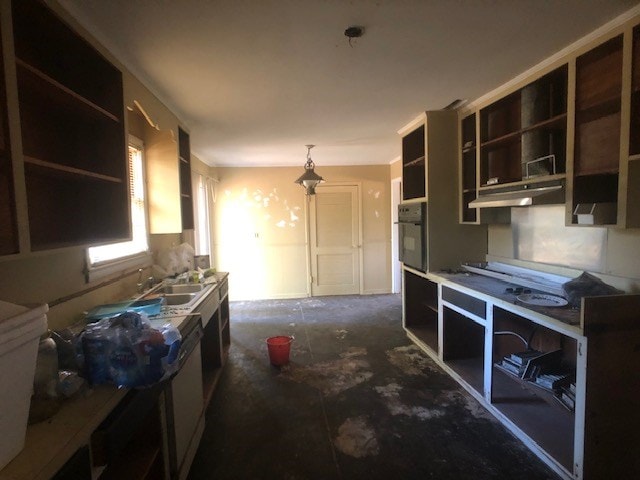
xmin=159 ymin=284 xmax=205 ymax=294
xmin=162 ymin=293 xmax=197 ymax=305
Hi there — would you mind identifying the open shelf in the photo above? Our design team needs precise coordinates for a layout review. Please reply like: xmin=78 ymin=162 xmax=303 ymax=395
xmin=178 ymin=127 xmax=194 ymax=230
xmin=460 ymin=113 xmax=478 ymax=223
xmin=491 ymin=306 xmax=576 ymax=471
xmin=402 ymin=125 xmax=426 ymax=200
xmin=404 ymin=270 xmax=439 ymax=353
xmin=443 ymin=307 xmax=485 ymax=395
xmin=492 ymin=367 xmax=575 ymax=471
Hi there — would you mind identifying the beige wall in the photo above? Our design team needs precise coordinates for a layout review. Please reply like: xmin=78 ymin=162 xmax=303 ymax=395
xmin=213 ymin=165 xmax=392 ymax=300
xmin=390 ymin=158 xmax=402 ymax=180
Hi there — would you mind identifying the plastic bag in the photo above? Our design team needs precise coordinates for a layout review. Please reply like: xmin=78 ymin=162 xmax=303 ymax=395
xmin=80 ymin=312 xmax=181 ymax=388
xmin=562 ymin=272 xmax=623 ymax=308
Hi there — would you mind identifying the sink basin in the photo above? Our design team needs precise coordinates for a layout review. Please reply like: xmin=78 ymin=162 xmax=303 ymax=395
xmin=159 ymin=284 xmax=205 ymax=294
xmin=161 ymin=293 xmax=197 ymax=306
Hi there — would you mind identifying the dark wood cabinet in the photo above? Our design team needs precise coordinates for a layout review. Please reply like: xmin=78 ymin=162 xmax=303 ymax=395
xmin=572 ymin=35 xmax=623 ymax=225
xmin=479 ymin=65 xmax=568 ymax=188
xmin=401 ymin=125 xmax=425 ymax=200
xmin=0 ymin=20 xmax=18 ymax=256
xmin=178 ymin=127 xmax=194 ymax=231
xmin=460 ymin=113 xmax=478 ymax=223
xmin=11 ymin=0 xmax=128 ymax=250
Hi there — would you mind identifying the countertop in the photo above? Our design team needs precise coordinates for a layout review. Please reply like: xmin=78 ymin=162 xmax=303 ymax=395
xmin=0 ymin=273 xmax=228 ymax=480
xmin=427 ymin=270 xmax=582 ymax=334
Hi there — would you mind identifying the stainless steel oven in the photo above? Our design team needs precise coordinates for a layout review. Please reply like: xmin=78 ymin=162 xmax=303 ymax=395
xmin=398 ymin=202 xmax=427 ymax=272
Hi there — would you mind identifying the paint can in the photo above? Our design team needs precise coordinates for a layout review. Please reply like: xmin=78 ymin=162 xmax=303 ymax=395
xmin=266 ymin=336 xmax=294 ymax=366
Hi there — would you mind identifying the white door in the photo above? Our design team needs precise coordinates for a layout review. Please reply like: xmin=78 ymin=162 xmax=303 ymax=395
xmin=309 ymin=185 xmax=361 ymax=296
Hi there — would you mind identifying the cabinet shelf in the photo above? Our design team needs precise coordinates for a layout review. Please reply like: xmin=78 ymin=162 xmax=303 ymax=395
xmin=521 ymin=112 xmax=567 ymax=134
xmin=16 ymin=59 xmax=119 ymax=123
xmin=24 ymin=155 xmax=123 ymax=183
xmin=480 ymin=130 xmax=521 ymax=150
xmin=404 ymin=155 xmax=425 ymax=167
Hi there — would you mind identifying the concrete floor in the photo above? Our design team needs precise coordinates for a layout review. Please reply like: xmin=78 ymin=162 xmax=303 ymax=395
xmin=188 ymin=295 xmax=559 ymax=480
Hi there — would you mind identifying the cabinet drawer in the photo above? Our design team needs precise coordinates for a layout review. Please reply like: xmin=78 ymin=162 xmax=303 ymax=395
xmin=442 ymin=286 xmax=486 ymax=319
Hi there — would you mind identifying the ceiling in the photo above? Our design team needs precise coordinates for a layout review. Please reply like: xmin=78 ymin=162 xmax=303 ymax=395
xmin=59 ymin=0 xmax=639 ymax=168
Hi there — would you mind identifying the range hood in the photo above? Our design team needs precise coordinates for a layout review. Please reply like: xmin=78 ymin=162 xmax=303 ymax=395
xmin=469 ymin=181 xmax=565 ymax=209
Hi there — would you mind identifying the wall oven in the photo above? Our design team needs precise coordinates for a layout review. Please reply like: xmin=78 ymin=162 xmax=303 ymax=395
xmin=398 ymin=202 xmax=427 ymax=272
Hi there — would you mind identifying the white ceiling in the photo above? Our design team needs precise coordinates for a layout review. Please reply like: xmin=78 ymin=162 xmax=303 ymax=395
xmin=59 ymin=0 xmax=639 ymax=167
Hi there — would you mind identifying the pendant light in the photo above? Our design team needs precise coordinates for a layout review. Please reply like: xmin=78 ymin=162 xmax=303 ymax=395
xmin=295 ymin=144 xmax=324 ymax=195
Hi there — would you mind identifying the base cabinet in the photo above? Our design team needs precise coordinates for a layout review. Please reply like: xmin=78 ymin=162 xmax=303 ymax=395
xmin=403 ymin=266 xmax=640 ymax=480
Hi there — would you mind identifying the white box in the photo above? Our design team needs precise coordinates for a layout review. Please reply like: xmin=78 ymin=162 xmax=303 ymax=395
xmin=0 ymin=301 xmax=48 ymax=470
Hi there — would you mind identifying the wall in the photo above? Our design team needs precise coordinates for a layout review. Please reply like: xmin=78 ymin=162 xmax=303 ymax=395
xmin=213 ymin=165 xmax=392 ymax=300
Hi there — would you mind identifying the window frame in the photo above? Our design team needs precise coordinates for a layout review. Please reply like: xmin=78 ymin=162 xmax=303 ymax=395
xmin=85 ymin=135 xmax=152 ymax=282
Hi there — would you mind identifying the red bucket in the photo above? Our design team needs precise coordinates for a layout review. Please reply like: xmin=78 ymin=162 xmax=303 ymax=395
xmin=266 ymin=336 xmax=294 ymax=366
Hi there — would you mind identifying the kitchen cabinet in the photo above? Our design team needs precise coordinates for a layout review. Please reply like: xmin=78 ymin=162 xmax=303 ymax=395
xmin=459 ymin=113 xmax=478 ymax=223
xmin=178 ymin=127 xmax=194 ymax=231
xmin=478 ymin=66 xmax=568 ymax=189
xmin=0 ymin=18 xmax=17 ymax=256
xmin=399 ymin=111 xmax=487 ymax=272
xmin=11 ymin=0 xmax=128 ymax=251
xmin=403 ymin=266 xmax=640 ymax=480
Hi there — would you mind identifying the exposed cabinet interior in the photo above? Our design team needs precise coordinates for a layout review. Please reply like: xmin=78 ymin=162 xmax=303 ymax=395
xmin=491 ymin=307 xmax=576 ymax=472
xmin=200 ymin=278 xmax=230 ymax=406
xmin=403 ymin=270 xmax=438 ymax=352
xmin=572 ymin=35 xmax=623 ymax=225
xmin=630 ymin=26 xmax=640 ymax=157
xmin=12 ymin=0 xmax=128 ymax=250
xmin=401 ymin=125 xmax=425 ymax=200
xmin=460 ymin=113 xmax=478 ymax=223
xmin=0 ymin=20 xmax=18 ymax=256
xmin=479 ymin=65 xmax=568 ymax=188
xmin=178 ymin=127 xmax=194 ymax=231
xmin=91 ymin=387 xmax=167 ymax=480
xmin=442 ymin=306 xmax=485 ymax=395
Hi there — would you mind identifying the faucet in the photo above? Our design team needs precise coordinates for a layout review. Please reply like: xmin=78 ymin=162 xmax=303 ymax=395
xmin=137 ymin=268 xmax=155 ymax=294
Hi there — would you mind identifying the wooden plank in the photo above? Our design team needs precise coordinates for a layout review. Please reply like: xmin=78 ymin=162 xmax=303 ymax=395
xmin=581 ymin=294 xmax=640 ymax=479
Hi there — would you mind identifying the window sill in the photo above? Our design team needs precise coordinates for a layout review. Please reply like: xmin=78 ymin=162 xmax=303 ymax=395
xmin=85 ymin=251 xmax=153 ymax=283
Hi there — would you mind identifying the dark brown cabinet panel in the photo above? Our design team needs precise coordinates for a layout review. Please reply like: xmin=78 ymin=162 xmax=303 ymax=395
xmin=460 ymin=113 xmax=477 ymax=223
xmin=0 ymin=21 xmax=18 ymax=255
xmin=178 ymin=127 xmax=194 ymax=230
xmin=12 ymin=0 xmax=128 ymax=250
xmin=572 ymin=35 xmax=623 ymax=225
xmin=402 ymin=125 xmax=426 ymax=200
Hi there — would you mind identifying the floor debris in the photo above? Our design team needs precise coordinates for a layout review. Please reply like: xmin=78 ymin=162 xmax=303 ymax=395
xmin=333 ymin=416 xmax=380 ymax=458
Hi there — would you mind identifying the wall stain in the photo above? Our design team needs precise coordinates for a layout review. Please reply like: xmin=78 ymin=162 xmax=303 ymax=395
xmin=333 ymin=416 xmax=380 ymax=458
xmin=339 ymin=346 xmax=367 ymax=358
xmin=374 ymin=383 xmax=445 ymax=420
xmin=386 ymin=344 xmax=438 ymax=375
xmin=280 ymin=358 xmax=373 ymax=396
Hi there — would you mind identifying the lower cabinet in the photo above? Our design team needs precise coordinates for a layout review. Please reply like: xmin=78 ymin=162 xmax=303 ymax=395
xmin=403 ymin=267 xmax=640 ymax=480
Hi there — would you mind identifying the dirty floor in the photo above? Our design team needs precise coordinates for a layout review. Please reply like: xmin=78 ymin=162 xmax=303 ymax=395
xmin=188 ymin=295 xmax=559 ymax=480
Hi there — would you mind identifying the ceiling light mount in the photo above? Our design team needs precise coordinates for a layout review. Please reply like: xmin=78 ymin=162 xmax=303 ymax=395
xmin=344 ymin=26 xmax=364 ymax=38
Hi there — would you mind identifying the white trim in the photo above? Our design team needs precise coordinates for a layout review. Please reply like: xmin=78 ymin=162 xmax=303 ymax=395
xmin=85 ymin=251 xmax=153 ymax=283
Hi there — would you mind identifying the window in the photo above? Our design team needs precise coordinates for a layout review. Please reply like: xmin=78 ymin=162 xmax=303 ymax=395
xmin=86 ymin=136 xmax=150 ymax=279
xmin=193 ymin=172 xmax=212 ymax=256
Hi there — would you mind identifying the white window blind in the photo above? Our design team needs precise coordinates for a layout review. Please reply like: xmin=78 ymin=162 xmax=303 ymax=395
xmin=87 ymin=136 xmax=149 ymax=268
xmin=193 ymin=172 xmax=211 ymax=256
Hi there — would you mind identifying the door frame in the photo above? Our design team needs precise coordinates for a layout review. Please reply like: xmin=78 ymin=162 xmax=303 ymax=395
xmin=306 ymin=182 xmax=363 ymax=296
xmin=391 ymin=176 xmax=402 ymax=294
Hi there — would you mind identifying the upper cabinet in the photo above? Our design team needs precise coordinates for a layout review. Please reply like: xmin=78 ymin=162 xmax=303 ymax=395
xmin=460 ymin=10 xmax=640 ymax=229
xmin=178 ymin=127 xmax=194 ymax=231
xmin=7 ymin=0 xmax=129 ymax=251
xmin=401 ymin=124 xmax=425 ymax=201
xmin=479 ymin=65 xmax=568 ymax=189
xmin=0 ymin=20 xmax=18 ymax=255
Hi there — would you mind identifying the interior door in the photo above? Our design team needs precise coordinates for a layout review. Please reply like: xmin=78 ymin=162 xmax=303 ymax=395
xmin=309 ymin=185 xmax=361 ymax=296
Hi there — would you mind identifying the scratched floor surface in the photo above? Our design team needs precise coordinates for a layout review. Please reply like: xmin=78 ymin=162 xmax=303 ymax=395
xmin=188 ymin=295 xmax=559 ymax=480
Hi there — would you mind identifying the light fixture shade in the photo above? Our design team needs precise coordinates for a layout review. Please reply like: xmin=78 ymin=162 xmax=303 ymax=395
xmin=295 ymin=145 xmax=324 ymax=195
